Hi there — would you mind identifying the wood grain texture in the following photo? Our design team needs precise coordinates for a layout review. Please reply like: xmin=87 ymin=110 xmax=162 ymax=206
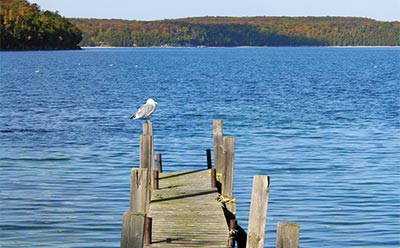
xmin=213 ymin=120 xmax=223 ymax=175
xmin=145 ymin=170 xmax=229 ymax=247
xmin=129 ymin=168 xmax=149 ymax=213
xmin=246 ymin=176 xmax=270 ymax=248
xmin=276 ymin=222 xmax=300 ymax=248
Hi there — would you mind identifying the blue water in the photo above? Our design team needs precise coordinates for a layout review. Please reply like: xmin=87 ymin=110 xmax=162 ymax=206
xmin=0 ymin=47 xmax=399 ymax=247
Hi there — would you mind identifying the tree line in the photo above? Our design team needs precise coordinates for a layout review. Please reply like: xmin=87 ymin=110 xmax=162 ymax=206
xmin=0 ymin=0 xmax=82 ymax=50
xmin=1 ymin=0 xmax=399 ymax=50
xmin=71 ymin=16 xmax=400 ymax=47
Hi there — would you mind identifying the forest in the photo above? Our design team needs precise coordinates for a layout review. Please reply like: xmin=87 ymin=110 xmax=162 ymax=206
xmin=0 ymin=0 xmax=82 ymax=50
xmin=71 ymin=16 xmax=400 ymax=47
xmin=1 ymin=0 xmax=399 ymax=50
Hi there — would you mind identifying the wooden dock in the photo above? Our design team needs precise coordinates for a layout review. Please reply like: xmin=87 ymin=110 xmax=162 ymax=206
xmin=121 ymin=120 xmax=300 ymax=248
xmin=145 ymin=169 xmax=228 ymax=247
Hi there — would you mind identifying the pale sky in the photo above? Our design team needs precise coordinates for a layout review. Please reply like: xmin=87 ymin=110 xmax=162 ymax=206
xmin=28 ymin=0 xmax=399 ymax=21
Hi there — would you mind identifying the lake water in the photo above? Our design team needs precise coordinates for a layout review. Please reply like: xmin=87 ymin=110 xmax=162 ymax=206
xmin=0 ymin=47 xmax=399 ymax=247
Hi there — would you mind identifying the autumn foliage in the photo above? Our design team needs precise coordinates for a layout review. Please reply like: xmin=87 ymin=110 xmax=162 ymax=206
xmin=1 ymin=0 xmax=399 ymax=49
xmin=71 ymin=16 xmax=400 ymax=47
xmin=0 ymin=0 xmax=82 ymax=50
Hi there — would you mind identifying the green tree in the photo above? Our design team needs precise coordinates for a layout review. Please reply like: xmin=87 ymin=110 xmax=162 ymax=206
xmin=1 ymin=0 xmax=82 ymax=50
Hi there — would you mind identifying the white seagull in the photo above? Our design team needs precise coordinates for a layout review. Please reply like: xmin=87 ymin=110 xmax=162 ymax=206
xmin=130 ymin=98 xmax=157 ymax=122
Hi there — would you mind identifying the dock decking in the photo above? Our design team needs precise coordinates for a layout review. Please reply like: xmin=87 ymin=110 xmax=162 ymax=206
xmin=121 ymin=120 xmax=299 ymax=248
xmin=145 ymin=169 xmax=229 ymax=247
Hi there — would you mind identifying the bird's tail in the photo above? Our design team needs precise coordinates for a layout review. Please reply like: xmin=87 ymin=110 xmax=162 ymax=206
xmin=130 ymin=115 xmax=136 ymax=120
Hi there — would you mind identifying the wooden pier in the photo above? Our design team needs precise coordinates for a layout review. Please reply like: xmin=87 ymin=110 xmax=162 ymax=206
xmin=121 ymin=120 xmax=300 ymax=248
xmin=145 ymin=169 xmax=228 ymax=247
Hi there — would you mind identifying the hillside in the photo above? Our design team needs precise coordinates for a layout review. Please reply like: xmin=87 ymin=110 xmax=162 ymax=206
xmin=0 ymin=0 xmax=82 ymax=50
xmin=70 ymin=16 xmax=400 ymax=47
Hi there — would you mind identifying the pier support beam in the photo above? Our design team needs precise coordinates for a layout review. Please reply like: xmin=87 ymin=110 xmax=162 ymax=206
xmin=206 ymin=148 xmax=212 ymax=169
xmin=144 ymin=217 xmax=153 ymax=245
xmin=157 ymin=153 xmax=162 ymax=173
xmin=221 ymin=136 xmax=235 ymax=200
xmin=276 ymin=222 xmax=300 ymax=248
xmin=213 ymin=120 xmax=223 ymax=175
xmin=121 ymin=168 xmax=149 ymax=248
xmin=246 ymin=176 xmax=270 ymax=248
xmin=221 ymin=136 xmax=236 ymax=217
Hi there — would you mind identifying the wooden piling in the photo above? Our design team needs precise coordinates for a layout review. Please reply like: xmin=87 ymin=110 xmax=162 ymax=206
xmin=153 ymin=170 xmax=159 ymax=190
xmin=121 ymin=212 xmax=146 ymax=248
xmin=142 ymin=122 xmax=154 ymax=172
xmin=140 ymin=134 xmax=152 ymax=171
xmin=144 ymin=217 xmax=153 ymax=245
xmin=213 ymin=120 xmax=223 ymax=175
xmin=129 ymin=168 xmax=149 ymax=213
xmin=221 ymin=137 xmax=235 ymax=199
xmin=142 ymin=122 xmax=153 ymax=136
xmin=142 ymin=122 xmax=155 ymax=191
xmin=157 ymin=153 xmax=162 ymax=173
xmin=211 ymin=168 xmax=217 ymax=188
xmin=140 ymin=134 xmax=153 ymax=214
xmin=246 ymin=176 xmax=270 ymax=248
xmin=121 ymin=168 xmax=149 ymax=248
xmin=276 ymin=222 xmax=300 ymax=248
xmin=206 ymin=148 xmax=212 ymax=169
xmin=221 ymin=136 xmax=236 ymax=217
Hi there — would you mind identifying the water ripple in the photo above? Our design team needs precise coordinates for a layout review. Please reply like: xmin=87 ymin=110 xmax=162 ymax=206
xmin=1 ymin=47 xmax=399 ymax=247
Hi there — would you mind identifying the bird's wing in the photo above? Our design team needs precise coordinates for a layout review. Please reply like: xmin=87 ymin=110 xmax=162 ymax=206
xmin=135 ymin=103 xmax=155 ymax=118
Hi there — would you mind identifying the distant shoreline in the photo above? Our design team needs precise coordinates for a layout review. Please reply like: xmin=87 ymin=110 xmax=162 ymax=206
xmin=71 ymin=17 xmax=400 ymax=47
xmin=81 ymin=45 xmax=400 ymax=49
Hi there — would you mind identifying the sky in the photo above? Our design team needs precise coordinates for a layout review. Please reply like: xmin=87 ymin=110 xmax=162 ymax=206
xmin=28 ymin=0 xmax=399 ymax=21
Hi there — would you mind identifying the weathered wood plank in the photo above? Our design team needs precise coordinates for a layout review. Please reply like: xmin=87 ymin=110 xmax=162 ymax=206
xmin=142 ymin=123 xmax=155 ymax=183
xmin=121 ymin=168 xmax=149 ymax=248
xmin=221 ymin=136 xmax=236 ymax=218
xmin=121 ymin=212 xmax=146 ymax=248
xmin=140 ymin=134 xmax=153 ymax=214
xmin=145 ymin=170 xmax=229 ymax=247
xmin=221 ymin=137 xmax=235 ymax=199
xmin=276 ymin=222 xmax=300 ymax=248
xmin=213 ymin=120 xmax=223 ymax=175
xmin=129 ymin=168 xmax=149 ymax=213
xmin=246 ymin=176 xmax=270 ymax=248
xmin=140 ymin=134 xmax=152 ymax=171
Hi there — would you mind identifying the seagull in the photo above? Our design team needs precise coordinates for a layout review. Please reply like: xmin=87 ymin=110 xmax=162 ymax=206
xmin=130 ymin=98 xmax=157 ymax=122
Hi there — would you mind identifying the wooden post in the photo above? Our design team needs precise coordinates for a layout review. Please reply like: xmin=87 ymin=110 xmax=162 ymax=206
xmin=206 ymin=149 xmax=212 ymax=169
xmin=157 ymin=153 xmax=162 ymax=173
xmin=144 ymin=217 xmax=152 ymax=245
xmin=213 ymin=120 xmax=223 ymax=175
xmin=129 ymin=168 xmax=149 ymax=213
xmin=211 ymin=168 xmax=217 ymax=188
xmin=142 ymin=123 xmax=154 ymax=173
xmin=140 ymin=134 xmax=153 ymax=213
xmin=153 ymin=170 xmax=159 ymax=190
xmin=276 ymin=222 xmax=300 ymax=248
xmin=142 ymin=122 xmax=153 ymax=136
xmin=121 ymin=168 xmax=149 ymax=248
xmin=221 ymin=136 xmax=236 ymax=225
xmin=221 ymin=137 xmax=235 ymax=199
xmin=140 ymin=134 xmax=152 ymax=170
xmin=142 ymin=122 xmax=154 ymax=190
xmin=246 ymin=176 xmax=270 ymax=248
xmin=121 ymin=212 xmax=146 ymax=248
